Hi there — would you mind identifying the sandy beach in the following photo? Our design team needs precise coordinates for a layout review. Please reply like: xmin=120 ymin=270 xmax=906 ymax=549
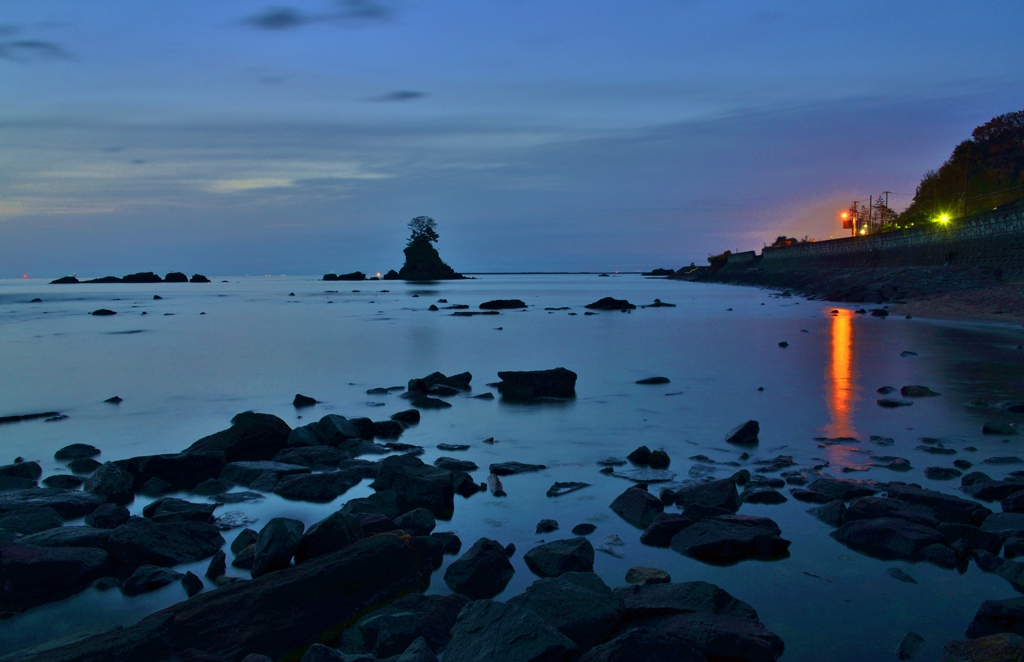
xmin=891 ymin=281 xmax=1024 ymax=324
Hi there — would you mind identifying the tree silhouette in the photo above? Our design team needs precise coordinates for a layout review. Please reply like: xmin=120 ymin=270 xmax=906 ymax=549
xmin=407 ymin=216 xmax=439 ymax=245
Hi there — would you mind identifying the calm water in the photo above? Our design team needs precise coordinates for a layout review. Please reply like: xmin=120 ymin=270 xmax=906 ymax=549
xmin=2 ymin=274 xmax=1024 ymax=660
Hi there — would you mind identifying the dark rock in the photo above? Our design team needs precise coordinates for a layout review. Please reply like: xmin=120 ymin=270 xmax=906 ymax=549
xmin=357 ymin=513 xmax=398 ymax=535
xmin=143 ymin=497 xmax=217 ymax=523
xmin=845 ymin=497 xmax=939 ymax=528
xmin=182 ymin=571 xmax=204 ymax=597
xmin=164 ymin=272 xmax=188 ymax=282
xmin=937 ymin=523 xmax=1002 ymax=554
xmin=293 ymin=394 xmax=318 ymax=408
xmin=371 ymin=455 xmax=455 ymax=519
xmin=648 ymin=450 xmax=670 ymax=469
xmin=395 ymin=508 xmax=437 ymax=536
xmin=0 ymin=461 xmax=41 ymax=483
xmin=612 ymin=581 xmax=785 ymax=662
xmin=391 ymin=409 xmax=421 ymax=425
xmin=443 ymin=538 xmax=515 ymax=599
xmin=536 ymin=519 xmax=559 ymax=534
xmin=489 ymin=461 xmax=546 ymax=476
xmin=292 ymin=512 xmax=364 ymax=565
xmin=444 ymin=599 xmax=577 ymax=662
xmin=190 ymin=274 xmax=210 ymax=283
xmin=431 ymin=531 xmax=462 ymax=555
xmin=669 ymin=514 xmax=791 ymax=564
xmin=374 ymin=420 xmax=406 ymax=439
xmin=673 ymin=478 xmax=740 ymax=512
xmin=808 ymin=500 xmax=847 ymax=527
xmin=966 ymin=597 xmax=1024 ymax=639
xmin=0 ymin=476 xmax=37 ymax=491
xmin=480 ymin=299 xmax=527 ymax=309
xmin=636 ymin=377 xmax=670 ymax=384
xmin=86 ymin=504 xmax=133 ymax=532
xmin=806 ymin=477 xmax=882 ymax=501
xmin=438 ymin=443 xmax=470 ymax=452
xmin=251 ymin=517 xmax=304 ymax=577
xmin=878 ymin=398 xmax=913 ymax=408
xmin=547 ymin=481 xmax=589 ymax=497
xmin=901 ymin=385 xmax=941 ymax=397
xmin=323 ymin=271 xmax=366 ymax=281
xmin=341 ymin=490 xmax=401 ymax=519
xmin=830 ymin=518 xmax=944 ymax=560
xmin=231 ymin=528 xmax=258 ymax=554
xmin=495 ymin=368 xmax=577 ymax=400
xmin=91 ymin=309 xmax=117 ymax=316
xmin=434 ymin=457 xmax=477 ymax=472
xmin=399 ymin=236 xmax=464 ymax=281
xmin=117 ymin=451 xmax=227 ymax=491
xmin=184 ymin=412 xmax=292 ymax=462
xmin=0 ymin=508 xmax=62 ymax=535
xmin=192 ymin=478 xmax=234 ymax=496
xmin=410 ymin=396 xmax=451 ymax=409
xmin=272 ymin=446 xmax=348 ymax=468
xmin=54 ymin=444 xmax=101 ymax=460
xmin=725 ymin=420 xmax=759 ymax=446
xmin=41 ymin=475 xmax=84 ymax=489
xmin=342 ymin=593 xmax=469 ymax=656
xmin=18 ymin=525 xmax=111 ymax=550
xmin=106 ymin=517 xmax=225 ymax=567
xmin=83 ymin=462 xmax=135 ymax=505
xmin=68 ymin=458 xmax=102 ymax=474
xmin=625 ymin=567 xmax=671 ymax=585
xmin=0 ymin=543 xmax=109 ymax=610
xmin=919 ymin=543 xmax=959 ymax=568
xmin=887 ymin=482 xmax=992 ymax=525
xmin=221 ymin=461 xmax=310 ymax=487
xmin=452 ymin=471 xmax=482 ymax=497
xmin=981 ymin=512 xmax=1024 ymax=538
xmin=886 ymin=568 xmax=918 ymax=584
xmin=579 ymin=629 xmax=704 ymax=662
xmin=0 ymin=488 xmax=105 ymax=520
xmin=273 ymin=471 xmax=362 ymax=503
xmin=1001 ymin=491 xmax=1024 ymax=513
xmin=741 ymin=488 xmax=787 ymax=505
xmin=585 ymin=297 xmax=635 ymax=311
xmin=524 ymin=538 xmax=595 ymax=578
xmin=983 ymin=422 xmax=1018 ymax=436
xmin=640 ymin=513 xmax=694 ymax=547
xmin=942 ymin=633 xmax=1024 ymax=661
xmin=121 ymin=565 xmax=184 ymax=596
xmin=896 ymin=632 xmax=924 ymax=660
xmin=626 ymin=446 xmax=651 ymax=464
xmin=573 ymin=523 xmax=597 ymax=536
xmin=508 ymin=572 xmax=623 ymax=653
xmin=610 ymin=486 xmax=665 ymax=528
xmin=206 ymin=550 xmax=226 ymax=579
xmin=49 ymin=276 xmax=79 ymax=284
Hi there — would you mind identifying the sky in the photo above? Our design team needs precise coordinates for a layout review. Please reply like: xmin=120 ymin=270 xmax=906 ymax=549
xmin=1 ymin=0 xmax=1023 ymax=277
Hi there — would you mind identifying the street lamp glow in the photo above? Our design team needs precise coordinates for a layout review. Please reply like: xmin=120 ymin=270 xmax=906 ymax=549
xmin=935 ymin=213 xmax=951 ymax=224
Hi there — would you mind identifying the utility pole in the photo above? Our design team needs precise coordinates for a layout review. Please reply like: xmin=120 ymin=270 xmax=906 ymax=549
xmin=852 ymin=201 xmax=861 ymax=236
xmin=869 ymin=195 xmax=873 ymax=233
xmin=883 ymin=191 xmax=891 ymax=226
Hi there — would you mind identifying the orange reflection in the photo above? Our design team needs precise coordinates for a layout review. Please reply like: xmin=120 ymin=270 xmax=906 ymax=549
xmin=824 ymin=308 xmax=858 ymax=440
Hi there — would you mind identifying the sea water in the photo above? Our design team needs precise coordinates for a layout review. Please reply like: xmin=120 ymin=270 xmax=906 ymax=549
xmin=1 ymin=274 xmax=1023 ymax=660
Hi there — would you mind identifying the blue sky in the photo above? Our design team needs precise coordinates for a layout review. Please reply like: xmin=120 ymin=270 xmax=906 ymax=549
xmin=2 ymin=0 xmax=1023 ymax=276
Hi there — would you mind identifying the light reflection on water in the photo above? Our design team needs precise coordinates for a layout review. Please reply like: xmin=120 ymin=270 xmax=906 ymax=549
xmin=0 ymin=275 xmax=1023 ymax=661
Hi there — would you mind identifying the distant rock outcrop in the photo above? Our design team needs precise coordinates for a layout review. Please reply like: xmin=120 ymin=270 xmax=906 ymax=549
xmin=323 ymin=272 xmax=367 ymax=281
xmin=164 ymin=272 xmax=189 ymax=283
xmin=397 ymin=216 xmax=464 ymax=281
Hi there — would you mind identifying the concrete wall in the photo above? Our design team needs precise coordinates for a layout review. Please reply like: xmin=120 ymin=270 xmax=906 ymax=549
xmin=718 ymin=250 xmax=758 ymax=271
xmin=755 ymin=205 xmax=1024 ymax=279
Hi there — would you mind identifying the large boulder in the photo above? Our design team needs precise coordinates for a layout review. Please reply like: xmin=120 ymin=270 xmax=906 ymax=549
xmin=142 ymin=497 xmax=217 ymax=524
xmin=295 ymin=511 xmax=364 ymax=563
xmin=725 ymin=421 xmax=759 ymax=446
xmin=0 ymin=508 xmax=63 ymax=535
xmin=273 ymin=470 xmax=362 ymax=503
xmin=341 ymin=490 xmax=401 ymax=519
xmin=844 ymin=497 xmax=939 ymax=528
xmin=106 ymin=517 xmax=225 ymax=567
xmin=54 ymin=444 xmax=101 ymax=460
xmin=640 ymin=514 xmax=694 ymax=547
xmin=523 ymin=538 xmax=596 ymax=578
xmin=371 ymin=455 xmax=455 ymax=519
xmin=443 ymin=599 xmax=577 ymax=662
xmin=887 ymin=482 xmax=992 ymax=524
xmin=584 ymin=297 xmax=635 ymax=311
xmin=669 ymin=515 xmax=791 ymax=565
xmin=495 ymin=368 xmax=577 ymax=400
xmin=0 ymin=543 xmax=109 ymax=610
xmin=829 ymin=518 xmax=944 ymax=560
xmin=222 ymin=461 xmax=310 ymax=486
xmin=10 ymin=534 xmax=436 ymax=662
xmin=184 ymin=412 xmax=292 ymax=462
xmin=121 ymin=565 xmax=185 ymax=596
xmin=252 ymin=518 xmax=304 ymax=577
xmin=966 ymin=597 xmax=1024 ymax=639
xmin=115 ymin=451 xmax=226 ymax=491
xmin=0 ymin=489 xmax=105 ymax=520
xmin=610 ymin=486 xmax=664 ymax=529
xmin=83 ymin=462 xmax=135 ymax=505
xmin=673 ymin=478 xmax=740 ymax=513
xmin=18 ymin=526 xmax=113 ymax=549
xmin=443 ymin=538 xmax=515 ymax=599
xmin=507 ymin=572 xmax=623 ymax=653
xmin=961 ymin=472 xmax=1024 ymax=502
xmin=805 ymin=477 xmax=881 ymax=501
xmin=341 ymin=593 xmax=470 ymax=655
xmin=316 ymin=415 xmax=364 ymax=447
xmin=85 ymin=503 xmax=131 ymax=529
xmin=612 ymin=581 xmax=784 ymax=662
xmin=579 ymin=629 xmax=706 ymax=662
xmin=273 ymin=446 xmax=349 ymax=468
xmin=0 ymin=462 xmax=42 ymax=481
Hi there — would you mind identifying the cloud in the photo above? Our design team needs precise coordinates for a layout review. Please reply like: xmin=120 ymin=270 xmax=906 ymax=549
xmin=242 ymin=1 xmax=396 ymax=31
xmin=0 ymin=40 xmax=72 ymax=62
xmin=368 ymin=90 xmax=426 ymax=102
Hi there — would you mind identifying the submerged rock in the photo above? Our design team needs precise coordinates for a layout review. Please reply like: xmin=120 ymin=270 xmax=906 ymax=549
xmin=494 ymin=368 xmax=577 ymax=400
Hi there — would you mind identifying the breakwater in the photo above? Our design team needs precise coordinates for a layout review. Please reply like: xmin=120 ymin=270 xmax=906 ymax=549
xmin=681 ymin=202 xmax=1024 ymax=303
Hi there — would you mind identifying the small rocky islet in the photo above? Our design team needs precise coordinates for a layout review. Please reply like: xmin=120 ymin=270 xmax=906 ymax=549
xmin=2 ymin=367 xmax=1023 ymax=660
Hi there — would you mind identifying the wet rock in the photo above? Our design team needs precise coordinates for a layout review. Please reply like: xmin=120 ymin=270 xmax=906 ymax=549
xmin=830 ymin=518 xmax=944 ymax=560
xmin=480 ymin=299 xmax=527 ymax=310
xmin=547 ymin=482 xmax=589 ymax=497
xmin=648 ymin=450 xmax=670 ymax=469
xmin=231 ymin=528 xmax=258 ymax=554
xmin=507 ymin=572 xmax=623 ymax=653
xmin=925 ymin=467 xmax=963 ymax=480
xmin=937 ymin=523 xmax=1002 ymax=554
xmin=627 ymin=446 xmax=652 ymax=464
xmin=431 ymin=531 xmax=462 ymax=555
xmin=886 ymin=567 xmax=919 ymax=584
xmin=68 ymin=458 xmax=102 ymax=475
xmin=272 ymin=470 xmax=362 ymax=503
xmin=844 ymin=497 xmax=938 ymax=528
xmin=143 ymin=497 xmax=217 ymax=524
xmin=0 ymin=488 xmax=105 ymax=519
xmin=374 ymin=420 xmax=406 ymax=439
xmin=410 ymin=396 xmax=452 ymax=409
xmin=579 ymin=629 xmax=704 ymax=662
xmin=395 ymin=508 xmax=437 ymax=536
xmin=443 ymin=538 xmax=515 ymax=599
xmin=673 ymin=478 xmax=740 ymax=512
xmin=625 ymin=566 xmax=671 ymax=585
xmin=725 ymin=420 xmax=759 ymax=446
xmin=433 ymin=457 xmax=477 ymax=472
xmin=251 ymin=517 xmax=305 ymax=577
xmin=182 ymin=571 xmax=203 ymax=598
xmin=877 ymin=386 xmax=898 ymax=394
xmin=184 ymin=412 xmax=292 ymax=462
xmin=371 ymin=455 xmax=455 ymax=519
xmin=741 ymin=488 xmax=787 ymax=505
xmin=83 ymin=462 xmax=135 ymax=505
xmin=505 ymin=543 xmax=516 ymax=557
xmin=887 ymin=482 xmax=992 ymax=525
xmin=981 ymin=512 xmax=1024 ymax=539
xmin=941 ymin=633 xmax=1024 ymax=661
xmin=871 ymin=456 xmax=912 ymax=471
xmin=489 ymin=461 xmax=547 ymax=475
xmin=0 ymin=543 xmax=110 ymax=609
xmin=193 ymin=478 xmax=234 ymax=496
xmin=17 ymin=526 xmax=111 ymax=551
xmin=878 ymin=398 xmax=913 ymax=408
xmin=54 ymin=444 xmax=101 ymax=460
xmin=341 ymin=490 xmax=401 ymax=519
xmin=293 ymin=394 xmax=318 ymax=408
xmin=966 ymin=597 xmax=1024 ymax=638
xmin=116 ymin=451 xmax=227 ymax=492
xmin=636 ymin=377 xmax=670 ymax=384
xmin=612 ymin=581 xmax=785 ymax=662
xmin=610 ymin=485 xmax=665 ymax=528
xmin=524 ymin=538 xmax=595 ymax=577
xmin=669 ymin=514 xmax=791 ymax=564
xmin=85 ymin=503 xmax=131 ymax=529
xmin=121 ymin=565 xmax=184 ymax=596
xmin=106 ymin=517 xmax=225 ymax=567
xmin=901 ymin=385 xmax=940 ymax=397
xmin=291 ymin=511 xmax=363 ymax=564
xmin=573 ymin=523 xmax=597 ymax=536
xmin=640 ymin=513 xmax=694 ymax=547
xmin=444 ymin=599 xmax=577 ymax=662
xmin=806 ymin=477 xmax=882 ymax=501
xmin=391 ymin=409 xmax=421 ymax=426
xmin=91 ymin=309 xmax=116 ymax=316
xmin=437 ymin=444 xmax=470 ymax=452
xmin=222 ymin=461 xmax=311 ymax=487
xmin=342 ymin=593 xmax=469 ymax=656
xmin=0 ymin=508 xmax=62 ymax=535
xmin=215 ymin=491 xmax=265 ymax=504
xmin=206 ymin=550 xmax=226 ymax=579
xmin=896 ymin=632 xmax=924 ymax=660
xmin=495 ymin=368 xmax=577 ymax=400
xmin=1001 ymin=491 xmax=1024 ymax=513
xmin=536 ymin=519 xmax=559 ymax=534
xmin=983 ymin=422 xmax=1018 ymax=436
xmin=870 ymin=435 xmax=896 ymax=446
xmin=272 ymin=446 xmax=349 ymax=468
xmin=452 ymin=471 xmax=483 ymax=498
xmin=808 ymin=500 xmax=847 ymax=527
xmin=41 ymin=475 xmax=84 ymax=489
